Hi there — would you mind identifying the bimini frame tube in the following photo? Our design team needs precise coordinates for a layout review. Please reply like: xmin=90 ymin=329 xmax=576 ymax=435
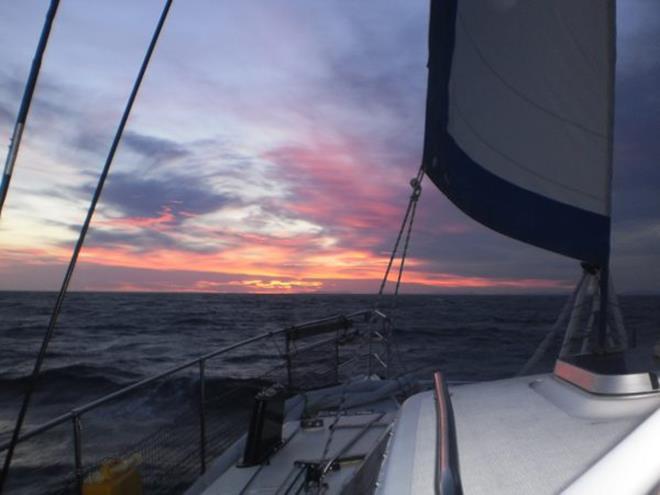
xmin=0 ymin=0 xmax=60 ymax=217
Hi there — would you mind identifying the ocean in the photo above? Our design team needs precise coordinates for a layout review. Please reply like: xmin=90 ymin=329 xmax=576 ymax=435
xmin=1 ymin=292 xmax=658 ymax=494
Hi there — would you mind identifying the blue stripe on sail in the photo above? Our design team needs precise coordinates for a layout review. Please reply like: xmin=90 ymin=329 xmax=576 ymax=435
xmin=426 ymin=134 xmax=611 ymax=264
xmin=422 ymin=0 xmax=610 ymax=265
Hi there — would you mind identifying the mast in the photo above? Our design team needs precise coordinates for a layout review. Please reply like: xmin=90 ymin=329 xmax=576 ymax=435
xmin=598 ymin=265 xmax=610 ymax=351
xmin=0 ymin=0 xmax=61 ymax=217
xmin=597 ymin=0 xmax=618 ymax=353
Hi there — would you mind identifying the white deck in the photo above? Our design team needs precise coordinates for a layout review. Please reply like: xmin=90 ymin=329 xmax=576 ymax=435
xmin=187 ymin=379 xmax=405 ymax=495
xmin=375 ymin=392 xmax=436 ymax=495
xmin=453 ymin=375 xmax=660 ymax=494
xmin=378 ymin=373 xmax=660 ymax=495
xmin=200 ymin=411 xmax=392 ymax=494
xmin=187 ymin=372 xmax=660 ymax=494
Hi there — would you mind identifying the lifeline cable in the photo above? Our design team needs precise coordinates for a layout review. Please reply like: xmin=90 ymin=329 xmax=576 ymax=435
xmin=0 ymin=1 xmax=174 ymax=490
xmin=0 ymin=0 xmax=60 ymax=217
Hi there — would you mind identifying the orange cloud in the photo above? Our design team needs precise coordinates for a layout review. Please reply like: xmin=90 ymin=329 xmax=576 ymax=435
xmin=0 ymin=130 xmax=571 ymax=294
xmin=97 ymin=207 xmax=176 ymax=231
xmin=227 ymin=279 xmax=323 ymax=292
xmin=1 ymin=242 xmax=569 ymax=293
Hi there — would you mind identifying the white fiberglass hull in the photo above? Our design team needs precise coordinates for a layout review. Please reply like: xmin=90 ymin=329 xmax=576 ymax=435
xmin=189 ymin=371 xmax=660 ymax=495
xmin=378 ymin=373 xmax=660 ymax=495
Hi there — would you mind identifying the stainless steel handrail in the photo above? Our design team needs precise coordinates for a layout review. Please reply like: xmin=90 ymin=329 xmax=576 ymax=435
xmin=433 ymin=371 xmax=463 ymax=495
xmin=0 ymin=308 xmax=391 ymax=494
xmin=0 ymin=328 xmax=283 ymax=453
xmin=0 ymin=309 xmax=378 ymax=453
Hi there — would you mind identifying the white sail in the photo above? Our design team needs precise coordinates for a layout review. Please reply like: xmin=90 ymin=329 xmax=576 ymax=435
xmin=423 ymin=0 xmax=615 ymax=265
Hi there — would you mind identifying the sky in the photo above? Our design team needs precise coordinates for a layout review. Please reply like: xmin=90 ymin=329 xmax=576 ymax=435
xmin=0 ymin=0 xmax=658 ymax=294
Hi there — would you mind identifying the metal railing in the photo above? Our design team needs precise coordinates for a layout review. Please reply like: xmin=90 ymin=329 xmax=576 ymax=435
xmin=1 ymin=309 xmax=392 ymax=494
xmin=433 ymin=372 xmax=463 ymax=495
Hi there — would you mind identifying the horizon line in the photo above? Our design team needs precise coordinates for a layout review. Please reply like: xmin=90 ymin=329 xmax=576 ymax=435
xmin=1 ymin=289 xmax=657 ymax=296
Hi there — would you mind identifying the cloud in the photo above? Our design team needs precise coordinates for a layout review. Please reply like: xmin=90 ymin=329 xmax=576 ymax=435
xmin=613 ymin=65 xmax=660 ymax=225
xmin=122 ymin=131 xmax=191 ymax=167
xmin=72 ymin=129 xmax=109 ymax=154
xmin=0 ymin=1 xmax=659 ymax=294
xmin=82 ymin=224 xmax=201 ymax=254
xmin=617 ymin=0 xmax=660 ymax=77
xmin=0 ymin=68 xmax=75 ymax=125
xmin=0 ymin=244 xmax=572 ymax=294
xmin=99 ymin=171 xmax=236 ymax=220
xmin=0 ymin=101 xmax=12 ymax=125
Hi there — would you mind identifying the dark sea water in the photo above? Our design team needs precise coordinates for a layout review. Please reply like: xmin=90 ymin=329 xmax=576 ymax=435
xmin=0 ymin=292 xmax=658 ymax=494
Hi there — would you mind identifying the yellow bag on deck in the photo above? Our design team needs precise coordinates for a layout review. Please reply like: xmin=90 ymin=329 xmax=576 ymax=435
xmin=82 ymin=454 xmax=142 ymax=495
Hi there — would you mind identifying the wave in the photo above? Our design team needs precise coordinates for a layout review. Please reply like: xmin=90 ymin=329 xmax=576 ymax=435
xmin=0 ymin=364 xmax=143 ymax=394
xmin=173 ymin=316 xmax=216 ymax=326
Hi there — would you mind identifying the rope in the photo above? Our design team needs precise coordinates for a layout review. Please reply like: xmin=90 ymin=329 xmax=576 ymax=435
xmin=0 ymin=2 xmax=173 ymax=490
xmin=316 ymin=380 xmax=350 ymax=486
xmin=517 ymin=271 xmax=587 ymax=376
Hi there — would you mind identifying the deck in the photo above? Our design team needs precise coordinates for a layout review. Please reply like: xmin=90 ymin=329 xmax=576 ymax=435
xmin=377 ymin=373 xmax=660 ymax=494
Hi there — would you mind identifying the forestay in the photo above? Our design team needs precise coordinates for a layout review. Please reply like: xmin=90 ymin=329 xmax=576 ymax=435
xmin=422 ymin=0 xmax=616 ymax=265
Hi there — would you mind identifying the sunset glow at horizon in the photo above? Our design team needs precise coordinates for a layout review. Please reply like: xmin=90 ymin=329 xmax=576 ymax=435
xmin=1 ymin=1 xmax=659 ymax=294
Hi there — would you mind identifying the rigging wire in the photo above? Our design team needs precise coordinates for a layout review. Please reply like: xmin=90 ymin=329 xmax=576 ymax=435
xmin=312 ymin=167 xmax=425 ymax=489
xmin=0 ymin=0 xmax=60 ymax=218
xmin=0 ymin=1 xmax=174 ymax=490
xmin=374 ymin=165 xmax=424 ymax=379
xmin=392 ymin=175 xmax=422 ymax=304
xmin=377 ymin=164 xmax=425 ymax=299
xmin=516 ymin=270 xmax=587 ymax=376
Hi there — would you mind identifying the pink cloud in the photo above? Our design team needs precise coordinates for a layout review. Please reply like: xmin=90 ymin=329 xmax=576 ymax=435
xmin=97 ymin=206 xmax=176 ymax=231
